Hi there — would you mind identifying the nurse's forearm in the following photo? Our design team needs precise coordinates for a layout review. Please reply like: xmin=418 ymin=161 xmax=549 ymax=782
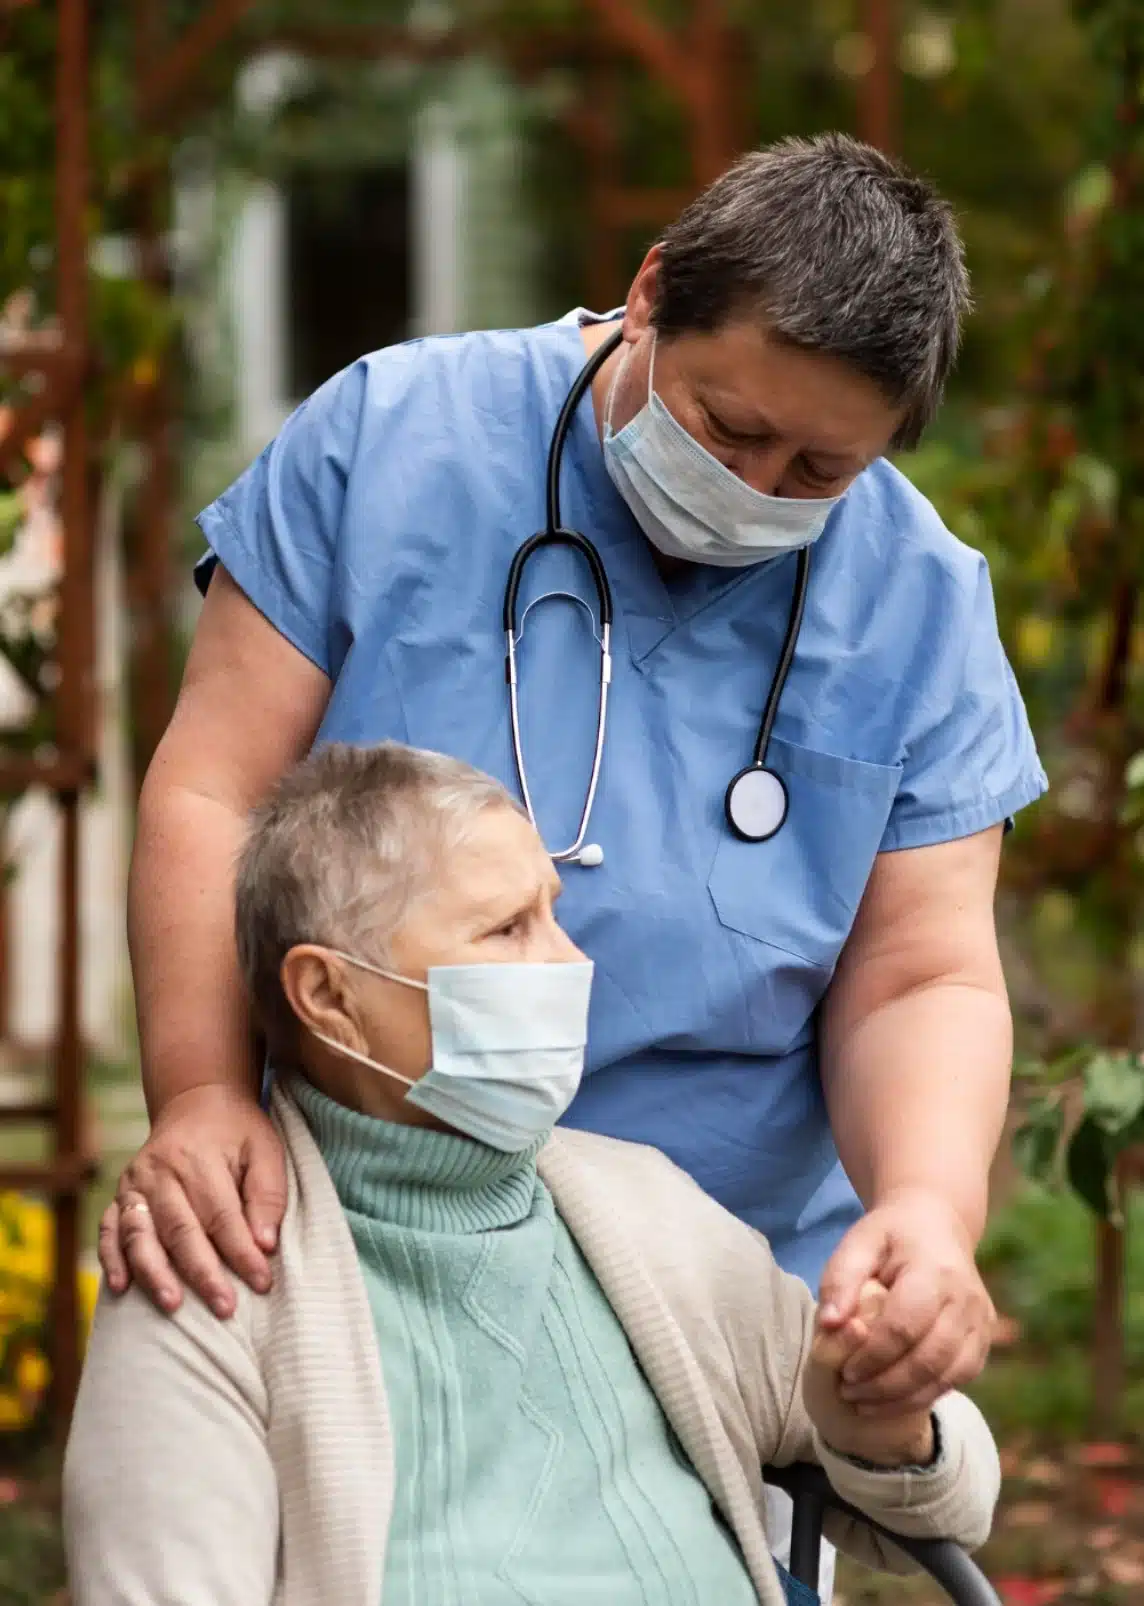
xmin=129 ymin=777 xmax=258 ymax=1120
xmin=820 ymin=979 xmax=1011 ymax=1245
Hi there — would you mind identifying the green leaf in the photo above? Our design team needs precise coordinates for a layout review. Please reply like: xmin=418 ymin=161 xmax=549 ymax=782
xmin=1126 ymin=751 xmax=1144 ymax=792
xmin=1083 ymin=1052 xmax=1144 ymax=1135
xmin=1013 ymin=1103 xmax=1066 ymax=1186
xmin=1065 ymin=1117 xmax=1114 ymax=1218
xmin=1020 ymin=1045 xmax=1093 ymax=1087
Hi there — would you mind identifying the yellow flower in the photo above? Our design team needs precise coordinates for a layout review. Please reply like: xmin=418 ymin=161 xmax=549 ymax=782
xmin=79 ymin=1266 xmax=100 ymax=1338
xmin=1016 ymin=614 xmax=1054 ymax=668
xmin=0 ymin=1191 xmax=105 ymax=1431
xmin=15 ymin=1348 xmax=49 ymax=1401
xmin=0 ymin=1389 xmax=31 ymax=1430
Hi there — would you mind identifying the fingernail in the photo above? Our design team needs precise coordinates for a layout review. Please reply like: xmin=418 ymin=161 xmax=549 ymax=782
xmin=212 ymin=1295 xmax=232 ymax=1318
xmin=108 ymin=1273 xmax=124 ymax=1292
xmin=820 ymin=1303 xmax=841 ymax=1323
xmin=159 ymin=1289 xmax=178 ymax=1311
xmin=253 ymin=1272 xmax=271 ymax=1294
xmin=257 ymin=1227 xmax=277 ymax=1251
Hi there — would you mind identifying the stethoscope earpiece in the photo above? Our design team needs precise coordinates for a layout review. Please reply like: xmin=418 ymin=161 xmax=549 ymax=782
xmin=577 ymin=843 xmax=605 ymax=869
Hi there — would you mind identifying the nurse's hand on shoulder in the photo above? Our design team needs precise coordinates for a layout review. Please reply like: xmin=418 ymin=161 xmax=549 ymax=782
xmin=815 ymin=1187 xmax=995 ymax=1417
xmin=98 ymin=1085 xmax=288 ymax=1318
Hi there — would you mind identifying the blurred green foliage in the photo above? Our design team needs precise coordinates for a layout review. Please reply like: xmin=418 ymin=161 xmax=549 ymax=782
xmin=976 ymin=1182 xmax=1144 ymax=1437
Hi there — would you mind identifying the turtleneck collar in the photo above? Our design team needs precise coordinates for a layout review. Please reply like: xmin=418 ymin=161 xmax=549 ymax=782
xmin=288 ymin=1073 xmax=545 ymax=1234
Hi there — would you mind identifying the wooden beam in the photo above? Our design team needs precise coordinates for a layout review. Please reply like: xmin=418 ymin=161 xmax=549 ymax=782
xmin=0 ymin=339 xmax=75 ymax=378
xmin=141 ymin=0 xmax=257 ymax=124
xmin=0 ymin=1152 xmax=98 ymax=1193
xmin=0 ymin=751 xmax=93 ymax=795
xmin=582 ymin=0 xmax=695 ymax=106
xmin=260 ymin=21 xmax=596 ymax=75
xmin=0 ymin=1103 xmax=59 ymax=1125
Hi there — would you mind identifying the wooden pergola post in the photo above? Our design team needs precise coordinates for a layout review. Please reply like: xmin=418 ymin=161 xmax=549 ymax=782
xmin=0 ymin=0 xmax=97 ymax=1439
xmin=860 ymin=0 xmax=899 ymax=155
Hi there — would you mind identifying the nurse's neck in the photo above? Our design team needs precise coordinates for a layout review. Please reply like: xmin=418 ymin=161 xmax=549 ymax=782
xmin=582 ymin=318 xmax=625 ymax=441
xmin=581 ymin=317 xmax=691 ymax=583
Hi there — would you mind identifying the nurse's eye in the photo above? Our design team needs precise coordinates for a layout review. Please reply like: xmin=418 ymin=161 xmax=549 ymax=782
xmin=796 ymin=456 xmax=839 ymax=491
xmin=703 ymin=408 xmax=760 ymax=448
xmin=488 ymin=912 xmax=528 ymax=940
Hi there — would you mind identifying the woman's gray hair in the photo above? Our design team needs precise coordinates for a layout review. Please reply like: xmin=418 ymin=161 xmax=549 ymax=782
xmin=655 ymin=132 xmax=971 ymax=449
xmin=234 ymin=741 xmax=519 ymax=1063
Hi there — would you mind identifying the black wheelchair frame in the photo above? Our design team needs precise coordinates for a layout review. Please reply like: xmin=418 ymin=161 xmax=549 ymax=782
xmin=763 ymin=1464 xmax=1002 ymax=1606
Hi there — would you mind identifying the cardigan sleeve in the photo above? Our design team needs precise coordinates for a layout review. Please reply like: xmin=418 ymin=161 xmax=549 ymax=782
xmin=63 ymin=1280 xmax=279 ymax=1606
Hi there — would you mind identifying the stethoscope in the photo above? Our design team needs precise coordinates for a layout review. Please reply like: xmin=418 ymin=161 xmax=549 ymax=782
xmin=504 ymin=327 xmax=810 ymax=869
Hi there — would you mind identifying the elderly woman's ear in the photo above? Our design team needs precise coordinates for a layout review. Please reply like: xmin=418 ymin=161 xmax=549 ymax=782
xmin=280 ymin=947 xmax=366 ymax=1051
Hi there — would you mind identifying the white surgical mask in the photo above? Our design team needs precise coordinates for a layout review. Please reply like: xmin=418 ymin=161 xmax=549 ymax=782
xmin=603 ymin=338 xmax=843 ymax=567
xmin=310 ymin=951 xmax=594 ymax=1152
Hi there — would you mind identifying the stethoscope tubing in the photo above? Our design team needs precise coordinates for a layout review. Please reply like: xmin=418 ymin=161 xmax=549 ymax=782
xmin=504 ymin=322 xmax=809 ymax=860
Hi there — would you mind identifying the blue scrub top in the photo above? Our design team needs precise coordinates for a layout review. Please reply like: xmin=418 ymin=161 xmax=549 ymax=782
xmin=196 ymin=309 xmax=1047 ymax=1290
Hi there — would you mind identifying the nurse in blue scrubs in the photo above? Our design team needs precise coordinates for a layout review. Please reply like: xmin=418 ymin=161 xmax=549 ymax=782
xmin=106 ymin=136 xmax=1045 ymax=1426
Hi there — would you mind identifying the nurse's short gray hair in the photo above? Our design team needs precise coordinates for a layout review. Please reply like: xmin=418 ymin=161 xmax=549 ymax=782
xmin=655 ymin=132 xmax=970 ymax=449
xmin=234 ymin=741 xmax=519 ymax=1063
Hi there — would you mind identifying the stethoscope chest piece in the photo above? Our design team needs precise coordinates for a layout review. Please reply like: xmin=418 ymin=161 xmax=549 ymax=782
xmin=725 ymin=764 xmax=788 ymax=843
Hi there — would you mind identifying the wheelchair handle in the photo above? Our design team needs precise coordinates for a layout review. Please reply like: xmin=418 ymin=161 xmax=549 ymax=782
xmin=763 ymin=1463 xmax=1002 ymax=1606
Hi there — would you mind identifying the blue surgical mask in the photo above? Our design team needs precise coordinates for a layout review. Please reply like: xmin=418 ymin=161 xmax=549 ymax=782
xmin=309 ymin=952 xmax=594 ymax=1152
xmin=603 ymin=338 xmax=843 ymax=567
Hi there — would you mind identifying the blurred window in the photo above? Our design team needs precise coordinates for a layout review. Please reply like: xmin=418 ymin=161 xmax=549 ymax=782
xmin=285 ymin=165 xmax=411 ymax=399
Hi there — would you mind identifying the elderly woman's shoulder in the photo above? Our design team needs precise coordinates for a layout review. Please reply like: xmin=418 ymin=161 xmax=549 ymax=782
xmin=542 ymin=1125 xmax=697 ymax=1187
xmin=540 ymin=1128 xmax=776 ymax=1251
xmin=85 ymin=1273 xmax=265 ymax=1374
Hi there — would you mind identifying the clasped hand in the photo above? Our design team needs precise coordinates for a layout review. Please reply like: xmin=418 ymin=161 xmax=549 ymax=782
xmin=815 ymin=1189 xmax=995 ymax=1417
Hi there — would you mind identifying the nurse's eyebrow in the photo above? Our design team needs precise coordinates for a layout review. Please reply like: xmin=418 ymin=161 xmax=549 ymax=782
xmin=701 ymin=393 xmax=857 ymax=463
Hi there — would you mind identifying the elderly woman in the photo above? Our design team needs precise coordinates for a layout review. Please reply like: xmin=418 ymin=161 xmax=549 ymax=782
xmin=66 ymin=743 xmax=999 ymax=1606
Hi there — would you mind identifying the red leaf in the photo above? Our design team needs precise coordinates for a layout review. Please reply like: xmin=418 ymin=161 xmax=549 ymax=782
xmin=1077 ymin=1442 xmax=1132 ymax=1469
xmin=1093 ymin=1475 xmax=1134 ymax=1518
xmin=996 ymin=1577 xmax=1067 ymax=1606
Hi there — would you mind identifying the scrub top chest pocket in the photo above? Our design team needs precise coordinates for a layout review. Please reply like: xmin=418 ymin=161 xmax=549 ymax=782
xmin=707 ymin=736 xmax=902 ymax=1054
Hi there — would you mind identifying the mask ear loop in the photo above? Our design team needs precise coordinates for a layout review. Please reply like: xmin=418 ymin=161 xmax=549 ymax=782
xmin=603 ymin=342 xmax=630 ymax=437
xmin=321 ymin=947 xmax=429 ymax=994
xmin=307 ymin=1029 xmax=418 ymax=1093
xmin=303 ymin=947 xmax=429 ymax=1093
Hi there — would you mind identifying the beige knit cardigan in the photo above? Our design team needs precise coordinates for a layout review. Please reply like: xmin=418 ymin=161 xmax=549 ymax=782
xmin=64 ymin=1083 xmax=999 ymax=1606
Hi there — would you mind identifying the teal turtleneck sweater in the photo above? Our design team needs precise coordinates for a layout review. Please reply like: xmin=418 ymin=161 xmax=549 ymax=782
xmin=294 ymin=1080 xmax=760 ymax=1606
